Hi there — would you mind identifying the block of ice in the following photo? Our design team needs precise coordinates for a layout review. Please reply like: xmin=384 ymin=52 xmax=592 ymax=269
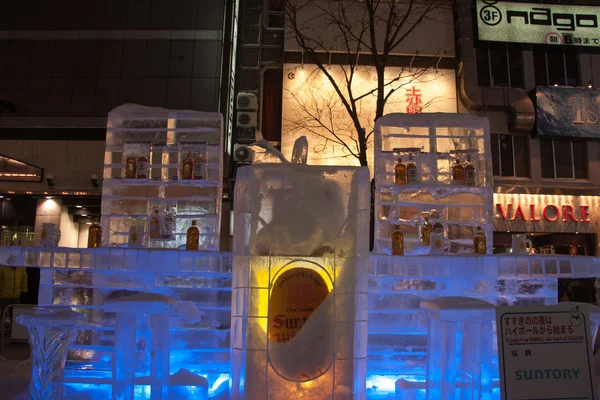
xmin=232 ymin=164 xmax=370 ymax=399
xmin=373 ymin=113 xmax=493 ymax=255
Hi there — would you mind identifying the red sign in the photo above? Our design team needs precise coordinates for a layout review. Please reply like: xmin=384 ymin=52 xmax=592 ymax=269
xmin=496 ymin=204 xmax=591 ymax=222
xmin=405 ymin=86 xmax=423 ymax=114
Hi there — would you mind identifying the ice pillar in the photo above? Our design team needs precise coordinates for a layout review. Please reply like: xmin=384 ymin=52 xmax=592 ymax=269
xmin=17 ymin=306 xmax=85 ymax=400
xmin=105 ymin=294 xmax=175 ymax=400
xmin=231 ymin=164 xmax=370 ymax=399
xmin=420 ymin=297 xmax=495 ymax=400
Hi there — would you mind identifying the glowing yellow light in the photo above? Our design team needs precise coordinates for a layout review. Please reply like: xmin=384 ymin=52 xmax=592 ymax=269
xmin=249 ymin=258 xmax=335 ymax=334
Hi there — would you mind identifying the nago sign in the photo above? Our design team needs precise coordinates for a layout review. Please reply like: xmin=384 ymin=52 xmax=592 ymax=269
xmin=477 ymin=0 xmax=600 ymax=47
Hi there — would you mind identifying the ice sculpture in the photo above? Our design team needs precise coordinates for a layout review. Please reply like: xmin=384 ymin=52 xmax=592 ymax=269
xmin=231 ymin=164 xmax=370 ymax=398
xmin=373 ymin=113 xmax=493 ymax=255
xmin=102 ymin=104 xmax=223 ymax=250
xmin=420 ymin=297 xmax=495 ymax=400
xmin=17 ymin=306 xmax=85 ymax=400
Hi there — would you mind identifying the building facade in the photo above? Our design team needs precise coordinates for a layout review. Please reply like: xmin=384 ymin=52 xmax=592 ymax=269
xmin=0 ymin=0 xmax=237 ymax=248
xmin=460 ymin=0 xmax=600 ymax=302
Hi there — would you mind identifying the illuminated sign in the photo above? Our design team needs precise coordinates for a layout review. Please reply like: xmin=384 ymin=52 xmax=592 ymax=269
xmin=536 ymin=87 xmax=600 ymax=138
xmin=494 ymin=194 xmax=599 ymax=233
xmin=496 ymin=204 xmax=590 ymax=223
xmin=281 ymin=64 xmax=457 ymax=168
xmin=477 ymin=1 xmax=600 ymax=47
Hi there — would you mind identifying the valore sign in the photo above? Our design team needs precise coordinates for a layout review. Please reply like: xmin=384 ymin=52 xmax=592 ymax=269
xmin=477 ymin=0 xmax=600 ymax=47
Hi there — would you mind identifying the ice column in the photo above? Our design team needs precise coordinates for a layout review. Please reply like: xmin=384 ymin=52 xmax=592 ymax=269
xmin=231 ymin=164 xmax=370 ymax=399
xmin=420 ymin=297 xmax=495 ymax=400
xmin=104 ymin=293 xmax=177 ymax=400
xmin=17 ymin=306 xmax=85 ymax=400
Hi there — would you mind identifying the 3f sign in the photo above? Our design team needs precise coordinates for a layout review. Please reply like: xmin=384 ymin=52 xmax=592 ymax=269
xmin=481 ymin=6 xmax=502 ymax=26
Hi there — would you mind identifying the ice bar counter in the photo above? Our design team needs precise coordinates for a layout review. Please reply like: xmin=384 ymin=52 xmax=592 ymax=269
xmin=2 ymin=110 xmax=600 ymax=399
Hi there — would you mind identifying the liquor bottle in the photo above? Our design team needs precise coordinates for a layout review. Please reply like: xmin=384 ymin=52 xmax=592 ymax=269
xmin=149 ymin=209 xmax=161 ymax=239
xmin=137 ymin=155 xmax=148 ymax=179
xmin=406 ymin=154 xmax=418 ymax=183
xmin=452 ymin=158 xmax=465 ymax=183
xmin=161 ymin=206 xmax=174 ymax=239
xmin=186 ymin=220 xmax=200 ymax=250
xmin=391 ymin=225 xmax=404 ymax=256
xmin=421 ymin=215 xmax=432 ymax=245
xmin=125 ymin=155 xmax=137 ymax=179
xmin=431 ymin=227 xmax=444 ymax=253
xmin=430 ymin=209 xmax=443 ymax=232
xmin=465 ymin=154 xmax=476 ymax=186
xmin=88 ymin=218 xmax=102 ymax=248
xmin=267 ymin=267 xmax=330 ymax=380
xmin=193 ymin=154 xmax=204 ymax=180
xmin=395 ymin=157 xmax=407 ymax=185
xmin=473 ymin=226 xmax=486 ymax=254
xmin=182 ymin=153 xmax=194 ymax=180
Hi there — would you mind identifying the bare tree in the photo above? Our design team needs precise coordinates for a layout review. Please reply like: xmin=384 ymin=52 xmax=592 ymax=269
xmin=285 ymin=0 xmax=450 ymax=167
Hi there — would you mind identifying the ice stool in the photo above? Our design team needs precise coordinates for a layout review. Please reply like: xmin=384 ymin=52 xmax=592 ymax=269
xmin=420 ymin=297 xmax=495 ymax=400
xmin=104 ymin=293 xmax=178 ymax=400
xmin=17 ymin=306 xmax=86 ymax=400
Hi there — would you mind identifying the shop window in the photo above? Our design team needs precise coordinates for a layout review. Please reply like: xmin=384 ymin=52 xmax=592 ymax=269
xmin=491 ymin=134 xmax=530 ymax=178
xmin=540 ymin=139 xmax=587 ymax=179
xmin=476 ymin=44 xmax=524 ymax=88
xmin=533 ymin=47 xmax=579 ymax=87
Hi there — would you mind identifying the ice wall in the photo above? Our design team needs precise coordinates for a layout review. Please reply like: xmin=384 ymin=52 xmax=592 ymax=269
xmin=373 ymin=113 xmax=493 ymax=255
xmin=3 ymin=246 xmax=600 ymax=398
xmin=102 ymin=104 xmax=223 ymax=250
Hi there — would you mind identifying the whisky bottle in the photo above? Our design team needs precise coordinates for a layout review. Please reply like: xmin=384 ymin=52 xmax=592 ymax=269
xmin=406 ymin=154 xmax=417 ymax=183
xmin=465 ymin=155 xmax=475 ymax=186
xmin=268 ymin=267 xmax=330 ymax=380
xmin=452 ymin=158 xmax=465 ymax=183
xmin=431 ymin=227 xmax=444 ymax=253
xmin=136 ymin=155 xmax=148 ymax=179
xmin=391 ymin=225 xmax=404 ymax=256
xmin=87 ymin=218 xmax=102 ymax=248
xmin=149 ymin=209 xmax=161 ymax=239
xmin=193 ymin=154 xmax=204 ymax=180
xmin=186 ymin=220 xmax=200 ymax=250
xmin=161 ymin=205 xmax=174 ymax=239
xmin=473 ymin=226 xmax=486 ymax=254
xmin=395 ymin=158 xmax=407 ymax=185
xmin=182 ymin=153 xmax=194 ymax=180
xmin=125 ymin=156 xmax=137 ymax=179
xmin=421 ymin=216 xmax=432 ymax=245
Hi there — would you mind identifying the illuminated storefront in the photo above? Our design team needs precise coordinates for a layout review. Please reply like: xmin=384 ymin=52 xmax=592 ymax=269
xmin=280 ymin=64 xmax=458 ymax=169
xmin=494 ymin=193 xmax=599 ymax=256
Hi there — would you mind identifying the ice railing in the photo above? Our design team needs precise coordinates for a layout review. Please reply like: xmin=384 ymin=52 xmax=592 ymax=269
xmin=3 ymin=246 xmax=599 ymax=278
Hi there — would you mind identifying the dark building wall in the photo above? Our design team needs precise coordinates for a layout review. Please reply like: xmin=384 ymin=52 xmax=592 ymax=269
xmin=0 ymin=0 xmax=230 ymax=121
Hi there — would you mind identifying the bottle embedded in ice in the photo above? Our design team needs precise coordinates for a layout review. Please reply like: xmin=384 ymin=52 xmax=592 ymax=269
xmin=231 ymin=164 xmax=370 ymax=399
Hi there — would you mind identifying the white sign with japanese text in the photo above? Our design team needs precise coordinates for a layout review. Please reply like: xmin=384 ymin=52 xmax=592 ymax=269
xmin=477 ymin=1 xmax=600 ymax=47
xmin=497 ymin=304 xmax=596 ymax=400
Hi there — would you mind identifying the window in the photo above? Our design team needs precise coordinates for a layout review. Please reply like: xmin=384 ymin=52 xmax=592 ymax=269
xmin=540 ymin=139 xmax=587 ymax=179
xmin=491 ymin=134 xmax=530 ymax=177
xmin=533 ymin=47 xmax=579 ymax=87
xmin=476 ymin=44 xmax=524 ymax=88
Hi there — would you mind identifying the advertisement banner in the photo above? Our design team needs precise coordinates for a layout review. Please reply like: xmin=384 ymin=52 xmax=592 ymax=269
xmin=477 ymin=0 xmax=600 ymax=47
xmin=536 ymin=87 xmax=600 ymax=138
xmin=497 ymin=304 xmax=596 ymax=400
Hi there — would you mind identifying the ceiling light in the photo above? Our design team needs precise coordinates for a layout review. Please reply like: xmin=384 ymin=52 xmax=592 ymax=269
xmin=76 ymin=205 xmax=82 ymax=208
xmin=81 ymin=214 xmax=87 ymax=217
xmin=46 ymin=196 xmax=52 ymax=199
